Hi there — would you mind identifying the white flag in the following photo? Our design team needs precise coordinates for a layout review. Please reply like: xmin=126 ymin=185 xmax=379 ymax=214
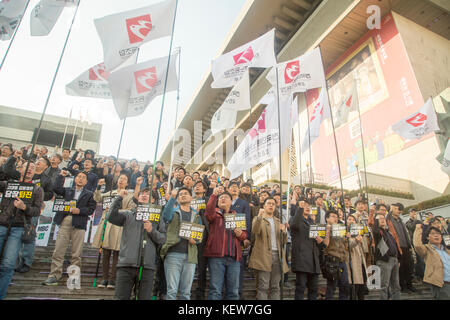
xmin=227 ymin=95 xmax=293 ymax=179
xmin=333 ymin=81 xmax=358 ymax=127
xmin=94 ymin=0 xmax=176 ymax=72
xmin=30 ymin=0 xmax=78 ymax=37
xmin=0 ymin=0 xmax=28 ymax=18
xmin=441 ymin=139 xmax=450 ymax=175
xmin=301 ymin=88 xmax=328 ymax=153
xmin=108 ymin=53 xmax=178 ymax=120
xmin=66 ymin=62 xmax=112 ymax=99
xmin=258 ymin=86 xmax=275 ymax=105
xmin=0 ymin=0 xmax=28 ymax=41
xmin=211 ymin=29 xmax=276 ymax=88
xmin=219 ymin=70 xmax=251 ymax=111
xmin=289 ymin=96 xmax=299 ymax=128
xmin=210 ymin=107 xmax=237 ymax=135
xmin=267 ymin=47 xmax=326 ymax=101
xmin=392 ymin=98 xmax=440 ymax=140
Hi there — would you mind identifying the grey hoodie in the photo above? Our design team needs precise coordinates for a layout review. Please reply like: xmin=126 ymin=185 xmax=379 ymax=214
xmin=108 ymin=196 xmax=166 ymax=270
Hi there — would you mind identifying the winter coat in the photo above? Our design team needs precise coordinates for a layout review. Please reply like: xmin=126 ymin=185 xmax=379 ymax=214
xmin=160 ymin=197 xmax=203 ymax=264
xmin=347 ymin=237 xmax=367 ymax=285
xmin=1 ymin=156 xmax=53 ymax=201
xmin=414 ymin=227 xmax=450 ymax=288
xmin=248 ymin=215 xmax=289 ymax=273
xmin=92 ymin=189 xmax=136 ymax=251
xmin=108 ymin=196 xmax=166 ymax=270
xmin=204 ymin=194 xmax=248 ymax=261
xmin=0 ymin=181 xmax=43 ymax=228
xmin=289 ymin=207 xmax=323 ymax=274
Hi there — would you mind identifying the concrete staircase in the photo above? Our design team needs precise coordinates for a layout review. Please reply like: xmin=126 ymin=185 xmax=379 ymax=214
xmin=5 ymin=229 xmax=433 ymax=300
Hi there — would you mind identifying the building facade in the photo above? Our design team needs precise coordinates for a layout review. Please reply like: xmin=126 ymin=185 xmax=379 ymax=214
xmin=159 ymin=0 xmax=450 ymax=204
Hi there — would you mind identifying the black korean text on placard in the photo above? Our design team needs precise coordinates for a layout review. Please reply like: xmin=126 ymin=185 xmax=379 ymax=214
xmin=3 ymin=182 xmax=34 ymax=204
xmin=191 ymin=199 xmax=206 ymax=211
xmin=178 ymin=222 xmax=205 ymax=242
xmin=136 ymin=204 xmax=162 ymax=222
xmin=52 ymin=198 xmax=76 ymax=213
xmin=309 ymin=224 xmax=326 ymax=239
xmin=331 ymin=224 xmax=347 ymax=238
xmin=102 ymin=196 xmax=113 ymax=210
xmin=224 ymin=213 xmax=247 ymax=230
xmin=349 ymin=224 xmax=365 ymax=237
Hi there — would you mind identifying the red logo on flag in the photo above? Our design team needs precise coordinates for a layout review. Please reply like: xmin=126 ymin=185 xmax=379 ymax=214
xmin=233 ymin=47 xmax=254 ymax=66
xmin=249 ymin=110 xmax=266 ymax=139
xmin=126 ymin=15 xmax=152 ymax=44
xmin=345 ymin=95 xmax=353 ymax=108
xmin=89 ymin=63 xmax=110 ymax=81
xmin=310 ymin=99 xmax=323 ymax=123
xmin=134 ymin=67 xmax=157 ymax=94
xmin=406 ymin=113 xmax=427 ymax=127
xmin=284 ymin=61 xmax=300 ymax=84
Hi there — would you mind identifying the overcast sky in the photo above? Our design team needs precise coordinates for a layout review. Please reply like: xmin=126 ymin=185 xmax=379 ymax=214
xmin=0 ymin=0 xmax=246 ymax=162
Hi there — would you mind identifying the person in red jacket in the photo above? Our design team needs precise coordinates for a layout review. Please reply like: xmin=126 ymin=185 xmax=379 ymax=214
xmin=204 ymin=187 xmax=248 ymax=300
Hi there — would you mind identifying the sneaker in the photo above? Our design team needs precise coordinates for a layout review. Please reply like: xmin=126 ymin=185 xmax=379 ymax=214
xmin=107 ymin=280 xmax=115 ymax=289
xmin=17 ymin=265 xmax=31 ymax=273
xmin=97 ymin=280 xmax=108 ymax=288
xmin=42 ymin=277 xmax=58 ymax=286
xmin=408 ymin=286 xmax=418 ymax=293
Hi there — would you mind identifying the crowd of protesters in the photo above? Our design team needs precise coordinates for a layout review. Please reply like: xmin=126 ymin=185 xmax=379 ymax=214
xmin=0 ymin=142 xmax=449 ymax=300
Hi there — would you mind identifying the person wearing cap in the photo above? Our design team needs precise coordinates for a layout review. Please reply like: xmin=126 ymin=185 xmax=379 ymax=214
xmin=414 ymin=224 xmax=450 ymax=300
xmin=387 ymin=202 xmax=416 ymax=293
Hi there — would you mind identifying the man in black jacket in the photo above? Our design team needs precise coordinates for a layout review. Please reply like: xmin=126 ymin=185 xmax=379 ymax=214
xmin=373 ymin=213 xmax=401 ymax=300
xmin=43 ymin=171 xmax=96 ymax=286
xmin=0 ymin=161 xmax=43 ymax=299
xmin=387 ymin=203 xmax=416 ymax=293
xmin=289 ymin=201 xmax=324 ymax=300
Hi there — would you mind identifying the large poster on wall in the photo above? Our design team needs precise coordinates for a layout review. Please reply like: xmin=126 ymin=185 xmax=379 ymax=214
xmin=308 ymin=13 xmax=427 ymax=184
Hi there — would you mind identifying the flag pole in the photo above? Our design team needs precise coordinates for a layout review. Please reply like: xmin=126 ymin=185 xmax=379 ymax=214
xmin=23 ymin=0 xmax=81 ymax=182
xmin=318 ymin=45 xmax=355 ymax=298
xmin=275 ymin=66 xmax=285 ymax=300
xmin=137 ymin=0 xmax=179 ymax=300
xmin=166 ymin=46 xmax=181 ymax=195
xmin=296 ymin=94 xmax=303 ymax=185
xmin=304 ymin=92 xmax=313 ymax=184
xmin=60 ymin=107 xmax=73 ymax=149
xmin=248 ymin=72 xmax=253 ymax=181
xmin=0 ymin=0 xmax=31 ymax=71
xmin=354 ymin=78 xmax=369 ymax=201
xmin=69 ymin=116 xmax=80 ymax=151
